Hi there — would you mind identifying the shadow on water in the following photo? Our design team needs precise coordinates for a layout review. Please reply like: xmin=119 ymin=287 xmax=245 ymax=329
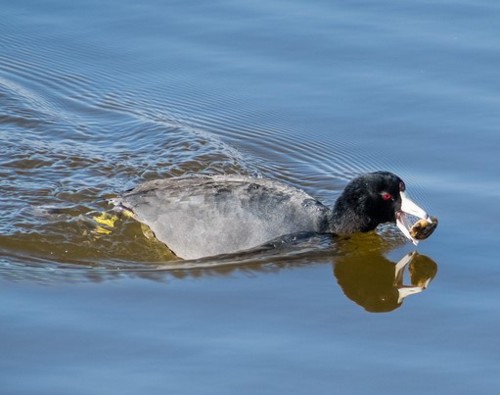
xmin=0 ymin=227 xmax=438 ymax=313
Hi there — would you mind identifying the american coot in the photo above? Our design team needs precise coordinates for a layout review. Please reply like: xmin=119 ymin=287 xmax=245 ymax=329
xmin=110 ymin=171 xmax=434 ymax=260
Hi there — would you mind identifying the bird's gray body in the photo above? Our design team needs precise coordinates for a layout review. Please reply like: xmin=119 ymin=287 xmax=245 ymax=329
xmin=111 ymin=175 xmax=331 ymax=259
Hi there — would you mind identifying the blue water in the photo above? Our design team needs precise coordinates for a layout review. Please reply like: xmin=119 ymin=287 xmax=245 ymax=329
xmin=1 ymin=0 xmax=500 ymax=394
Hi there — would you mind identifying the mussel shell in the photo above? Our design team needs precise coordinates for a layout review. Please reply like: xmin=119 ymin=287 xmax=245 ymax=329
xmin=410 ymin=217 xmax=438 ymax=240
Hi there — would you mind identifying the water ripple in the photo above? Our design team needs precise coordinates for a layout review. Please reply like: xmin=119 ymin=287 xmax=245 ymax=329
xmin=0 ymin=15 xmax=388 ymax=276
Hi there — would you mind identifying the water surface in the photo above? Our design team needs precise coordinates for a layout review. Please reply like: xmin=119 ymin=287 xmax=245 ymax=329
xmin=1 ymin=0 xmax=500 ymax=394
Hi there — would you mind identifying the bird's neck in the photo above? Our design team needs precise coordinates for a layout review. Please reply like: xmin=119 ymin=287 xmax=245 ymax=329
xmin=328 ymin=195 xmax=373 ymax=235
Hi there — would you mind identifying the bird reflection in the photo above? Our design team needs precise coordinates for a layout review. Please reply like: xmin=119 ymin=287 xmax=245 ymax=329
xmin=334 ymin=250 xmax=438 ymax=313
xmin=1 ymin=228 xmax=438 ymax=314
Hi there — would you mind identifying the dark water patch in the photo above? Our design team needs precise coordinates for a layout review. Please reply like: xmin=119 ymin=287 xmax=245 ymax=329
xmin=0 ymin=230 xmax=415 ymax=286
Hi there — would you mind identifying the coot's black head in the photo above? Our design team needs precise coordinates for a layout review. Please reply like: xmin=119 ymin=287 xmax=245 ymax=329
xmin=330 ymin=171 xmax=430 ymax=244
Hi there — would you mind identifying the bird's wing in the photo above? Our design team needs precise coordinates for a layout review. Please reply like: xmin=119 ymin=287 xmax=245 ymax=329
xmin=114 ymin=176 xmax=329 ymax=259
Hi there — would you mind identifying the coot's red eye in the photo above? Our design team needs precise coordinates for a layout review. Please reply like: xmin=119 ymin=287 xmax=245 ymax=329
xmin=381 ymin=192 xmax=392 ymax=201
